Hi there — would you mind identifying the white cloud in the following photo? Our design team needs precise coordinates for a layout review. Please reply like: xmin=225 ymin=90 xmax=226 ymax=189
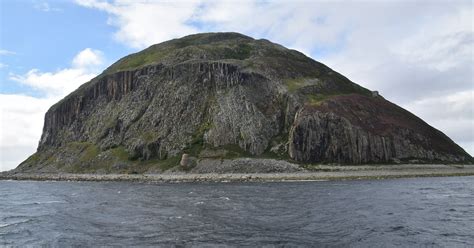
xmin=392 ymin=7 xmax=473 ymax=72
xmin=73 ymin=0 xmax=351 ymax=52
xmin=0 ymin=63 xmax=7 ymax=69
xmin=404 ymin=91 xmax=473 ymax=122
xmin=402 ymin=91 xmax=474 ymax=155
xmin=34 ymin=1 xmax=62 ymax=12
xmin=10 ymin=68 xmax=97 ymax=97
xmin=72 ymin=48 xmax=104 ymax=68
xmin=0 ymin=48 xmax=104 ymax=171
xmin=0 ymin=95 xmax=55 ymax=171
xmin=0 ymin=49 xmax=15 ymax=55
xmin=10 ymin=48 xmax=104 ymax=97
xmin=75 ymin=0 xmax=201 ymax=48
xmin=195 ymin=1 xmax=349 ymax=55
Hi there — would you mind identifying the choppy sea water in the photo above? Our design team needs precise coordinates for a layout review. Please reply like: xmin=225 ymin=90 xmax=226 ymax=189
xmin=0 ymin=177 xmax=473 ymax=247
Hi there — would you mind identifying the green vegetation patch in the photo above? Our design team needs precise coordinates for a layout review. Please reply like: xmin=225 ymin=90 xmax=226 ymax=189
xmin=81 ymin=144 xmax=99 ymax=162
xmin=184 ymin=142 xmax=204 ymax=157
xmin=110 ymin=146 xmax=130 ymax=161
xmin=284 ymin=77 xmax=314 ymax=92
xmin=183 ymin=120 xmax=213 ymax=156
xmin=135 ymin=155 xmax=181 ymax=172
xmin=306 ymin=94 xmax=332 ymax=106
xmin=157 ymin=156 xmax=181 ymax=171
xmin=106 ymin=47 xmax=172 ymax=73
xmin=221 ymin=43 xmax=253 ymax=60
xmin=220 ymin=144 xmax=252 ymax=159
xmin=65 ymin=142 xmax=100 ymax=163
xmin=141 ymin=131 xmax=159 ymax=143
xmin=23 ymin=153 xmax=40 ymax=165
xmin=106 ymin=38 xmax=255 ymax=73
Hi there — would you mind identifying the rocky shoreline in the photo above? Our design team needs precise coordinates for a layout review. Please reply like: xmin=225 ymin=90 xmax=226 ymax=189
xmin=1 ymin=164 xmax=473 ymax=183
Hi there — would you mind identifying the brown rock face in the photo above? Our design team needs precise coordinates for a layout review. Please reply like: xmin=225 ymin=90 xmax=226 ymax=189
xmin=16 ymin=32 xmax=472 ymax=173
xmin=288 ymin=94 xmax=470 ymax=163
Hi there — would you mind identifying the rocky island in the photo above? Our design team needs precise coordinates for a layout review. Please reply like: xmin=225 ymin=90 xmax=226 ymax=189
xmin=4 ymin=32 xmax=472 ymax=180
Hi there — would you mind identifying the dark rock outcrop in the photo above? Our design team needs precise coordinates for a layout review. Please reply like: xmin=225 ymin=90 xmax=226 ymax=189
xmin=288 ymin=95 xmax=467 ymax=163
xmin=16 ymin=32 xmax=471 ymax=173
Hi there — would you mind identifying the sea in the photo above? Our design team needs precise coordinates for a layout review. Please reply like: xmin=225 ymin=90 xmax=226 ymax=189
xmin=0 ymin=176 xmax=473 ymax=247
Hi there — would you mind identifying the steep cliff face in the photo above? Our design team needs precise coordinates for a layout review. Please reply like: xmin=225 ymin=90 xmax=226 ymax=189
xmin=288 ymin=95 xmax=468 ymax=163
xmin=17 ymin=32 xmax=471 ymax=173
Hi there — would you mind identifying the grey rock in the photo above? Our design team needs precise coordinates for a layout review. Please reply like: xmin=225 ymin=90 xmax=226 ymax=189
xmin=15 ymin=32 xmax=472 ymax=173
xmin=192 ymin=158 xmax=304 ymax=173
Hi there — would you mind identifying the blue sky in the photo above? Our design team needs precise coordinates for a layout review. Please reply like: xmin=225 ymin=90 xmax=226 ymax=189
xmin=0 ymin=0 xmax=131 ymax=95
xmin=0 ymin=0 xmax=472 ymax=171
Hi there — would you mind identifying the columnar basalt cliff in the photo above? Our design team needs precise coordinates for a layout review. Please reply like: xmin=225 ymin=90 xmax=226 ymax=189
xmin=17 ymin=32 xmax=472 ymax=173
